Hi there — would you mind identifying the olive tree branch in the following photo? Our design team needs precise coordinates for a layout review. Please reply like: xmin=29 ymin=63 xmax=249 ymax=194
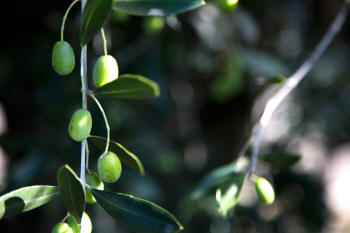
xmin=244 ymin=2 xmax=350 ymax=176
xmin=80 ymin=0 xmax=87 ymax=186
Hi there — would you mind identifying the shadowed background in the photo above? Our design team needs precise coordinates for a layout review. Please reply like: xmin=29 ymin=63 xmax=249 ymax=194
xmin=1 ymin=0 xmax=350 ymax=232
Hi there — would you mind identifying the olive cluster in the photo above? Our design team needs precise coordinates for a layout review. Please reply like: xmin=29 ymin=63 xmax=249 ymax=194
xmin=51 ymin=0 xmax=122 ymax=207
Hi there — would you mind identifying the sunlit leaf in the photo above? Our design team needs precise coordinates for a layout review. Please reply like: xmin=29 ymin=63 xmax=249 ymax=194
xmin=259 ymin=153 xmax=301 ymax=168
xmin=89 ymin=136 xmax=145 ymax=176
xmin=113 ymin=0 xmax=205 ymax=16
xmin=57 ymin=165 xmax=85 ymax=223
xmin=80 ymin=0 xmax=113 ymax=46
xmin=94 ymin=74 xmax=160 ymax=99
xmin=216 ymin=173 xmax=245 ymax=217
xmin=92 ymin=189 xmax=183 ymax=233
xmin=0 ymin=185 xmax=59 ymax=219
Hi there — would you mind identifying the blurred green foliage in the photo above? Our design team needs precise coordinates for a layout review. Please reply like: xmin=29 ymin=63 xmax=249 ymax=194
xmin=0 ymin=0 xmax=350 ymax=232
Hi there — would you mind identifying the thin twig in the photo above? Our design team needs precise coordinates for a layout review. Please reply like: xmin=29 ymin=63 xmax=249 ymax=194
xmin=247 ymin=2 xmax=350 ymax=176
xmin=60 ymin=0 xmax=81 ymax=41
xmin=80 ymin=0 xmax=87 ymax=187
xmin=79 ymin=1 xmax=87 ymax=232
xmin=88 ymin=93 xmax=110 ymax=155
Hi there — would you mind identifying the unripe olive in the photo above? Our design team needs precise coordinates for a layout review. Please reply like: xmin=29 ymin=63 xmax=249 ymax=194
xmin=112 ymin=9 xmax=130 ymax=23
xmin=68 ymin=109 xmax=92 ymax=142
xmin=142 ymin=17 xmax=165 ymax=35
xmin=67 ymin=212 xmax=92 ymax=233
xmin=98 ymin=151 xmax=122 ymax=183
xmin=216 ymin=0 xmax=238 ymax=13
xmin=85 ymin=172 xmax=104 ymax=204
xmin=52 ymin=222 xmax=73 ymax=233
xmin=93 ymin=55 xmax=119 ymax=88
xmin=52 ymin=41 xmax=75 ymax=76
xmin=255 ymin=177 xmax=275 ymax=204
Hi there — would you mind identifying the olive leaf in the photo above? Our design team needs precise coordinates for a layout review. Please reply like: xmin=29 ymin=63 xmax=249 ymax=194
xmin=91 ymin=189 xmax=183 ymax=233
xmin=259 ymin=153 xmax=301 ymax=168
xmin=57 ymin=165 xmax=85 ymax=223
xmin=89 ymin=135 xmax=145 ymax=176
xmin=216 ymin=173 xmax=246 ymax=217
xmin=266 ymin=74 xmax=286 ymax=84
xmin=94 ymin=74 xmax=160 ymax=99
xmin=80 ymin=0 xmax=113 ymax=46
xmin=113 ymin=0 xmax=205 ymax=16
xmin=0 ymin=185 xmax=59 ymax=219
xmin=190 ymin=157 xmax=248 ymax=200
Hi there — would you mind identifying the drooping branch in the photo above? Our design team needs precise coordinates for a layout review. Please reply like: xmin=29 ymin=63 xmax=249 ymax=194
xmin=245 ymin=2 xmax=350 ymax=176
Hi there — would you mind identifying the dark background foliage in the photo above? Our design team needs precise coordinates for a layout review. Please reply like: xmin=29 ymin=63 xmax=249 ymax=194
xmin=1 ymin=0 xmax=350 ymax=232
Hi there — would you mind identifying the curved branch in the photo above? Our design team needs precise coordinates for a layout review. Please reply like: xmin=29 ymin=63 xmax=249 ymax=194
xmin=246 ymin=2 xmax=350 ymax=175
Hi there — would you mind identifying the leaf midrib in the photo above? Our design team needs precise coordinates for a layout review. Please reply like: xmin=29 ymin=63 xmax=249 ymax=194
xmin=99 ymin=86 xmax=154 ymax=95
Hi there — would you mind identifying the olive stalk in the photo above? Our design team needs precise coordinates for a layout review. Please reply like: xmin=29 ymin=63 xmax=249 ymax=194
xmin=101 ymin=28 xmax=108 ymax=56
xmin=61 ymin=0 xmax=81 ymax=42
xmin=89 ymin=93 xmax=110 ymax=155
xmin=243 ymin=2 xmax=350 ymax=176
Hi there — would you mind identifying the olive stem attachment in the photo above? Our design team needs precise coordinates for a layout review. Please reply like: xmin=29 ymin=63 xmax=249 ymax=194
xmin=60 ymin=212 xmax=70 ymax=222
xmin=88 ymin=93 xmax=110 ymax=155
xmin=242 ymin=2 xmax=350 ymax=177
xmin=60 ymin=0 xmax=81 ymax=41
xmin=100 ymin=28 xmax=108 ymax=56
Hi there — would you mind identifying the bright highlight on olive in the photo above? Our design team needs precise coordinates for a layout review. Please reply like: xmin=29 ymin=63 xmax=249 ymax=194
xmin=52 ymin=41 xmax=75 ymax=76
xmin=98 ymin=151 xmax=122 ymax=183
xmin=216 ymin=0 xmax=239 ymax=13
xmin=255 ymin=177 xmax=275 ymax=204
xmin=68 ymin=109 xmax=92 ymax=142
xmin=67 ymin=212 xmax=92 ymax=233
xmin=93 ymin=55 xmax=119 ymax=88
xmin=51 ymin=222 xmax=74 ymax=233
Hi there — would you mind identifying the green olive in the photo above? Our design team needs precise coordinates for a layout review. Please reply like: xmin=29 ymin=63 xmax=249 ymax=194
xmin=112 ymin=9 xmax=130 ymax=23
xmin=142 ymin=17 xmax=165 ymax=35
xmin=68 ymin=109 xmax=92 ymax=142
xmin=216 ymin=0 xmax=238 ymax=13
xmin=98 ymin=151 xmax=122 ymax=183
xmin=85 ymin=172 xmax=104 ymax=204
xmin=93 ymin=55 xmax=119 ymax=88
xmin=67 ymin=212 xmax=92 ymax=233
xmin=255 ymin=177 xmax=275 ymax=204
xmin=52 ymin=41 xmax=75 ymax=76
xmin=52 ymin=222 xmax=73 ymax=233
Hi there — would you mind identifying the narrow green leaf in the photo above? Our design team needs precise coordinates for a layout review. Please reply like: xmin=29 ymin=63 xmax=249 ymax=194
xmin=57 ymin=165 xmax=85 ymax=223
xmin=91 ymin=189 xmax=183 ymax=233
xmin=259 ymin=153 xmax=301 ymax=168
xmin=211 ymin=55 xmax=244 ymax=102
xmin=216 ymin=173 xmax=246 ymax=217
xmin=0 ymin=185 xmax=59 ymax=219
xmin=113 ymin=0 xmax=205 ymax=16
xmin=89 ymin=136 xmax=145 ymax=176
xmin=80 ymin=0 xmax=113 ymax=46
xmin=267 ymin=74 xmax=286 ymax=84
xmin=94 ymin=74 xmax=160 ymax=99
xmin=190 ymin=157 xmax=248 ymax=200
